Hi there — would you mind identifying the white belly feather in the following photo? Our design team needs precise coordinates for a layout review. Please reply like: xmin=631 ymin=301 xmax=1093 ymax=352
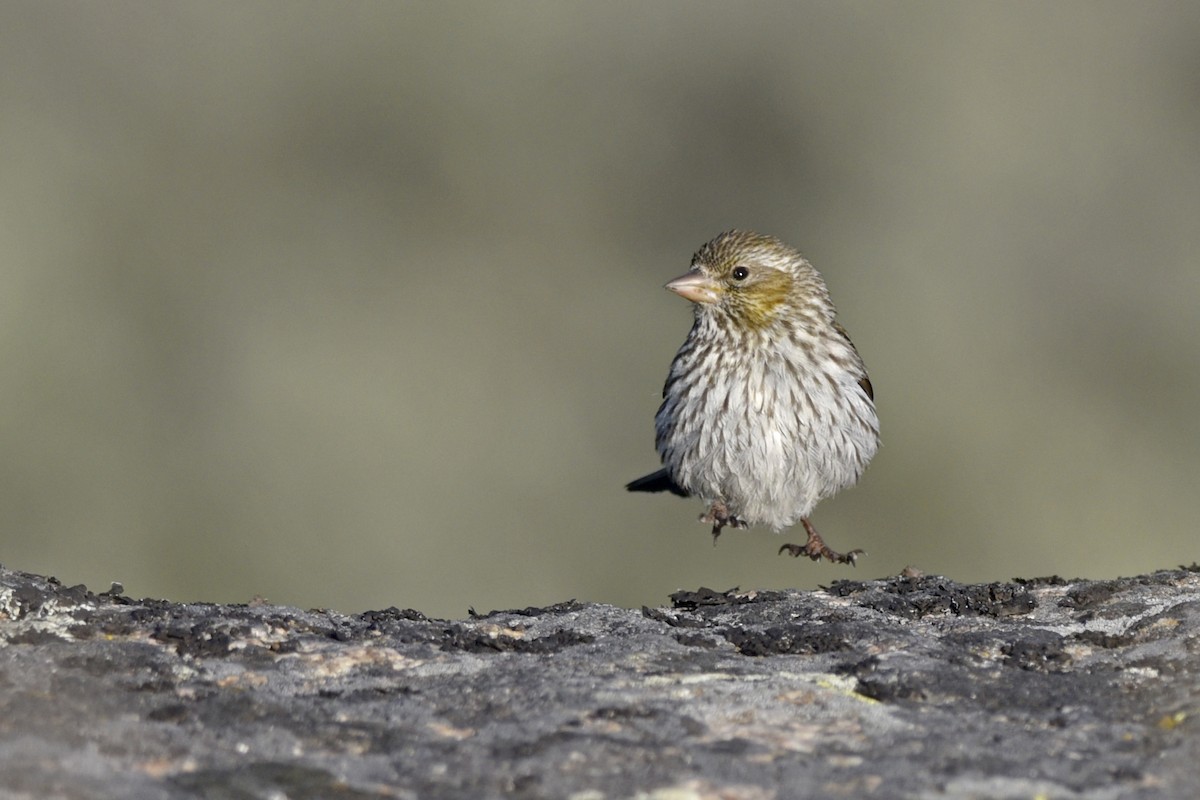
xmin=657 ymin=341 xmax=878 ymax=531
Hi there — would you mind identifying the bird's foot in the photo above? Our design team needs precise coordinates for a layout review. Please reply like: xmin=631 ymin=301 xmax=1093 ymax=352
xmin=778 ymin=518 xmax=864 ymax=566
xmin=700 ymin=501 xmax=747 ymax=546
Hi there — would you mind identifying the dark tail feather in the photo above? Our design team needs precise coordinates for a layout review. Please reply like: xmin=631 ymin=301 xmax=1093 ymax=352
xmin=626 ymin=468 xmax=689 ymax=497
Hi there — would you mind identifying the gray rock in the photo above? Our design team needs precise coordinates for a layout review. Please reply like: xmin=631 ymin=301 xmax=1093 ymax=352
xmin=2 ymin=565 xmax=1198 ymax=799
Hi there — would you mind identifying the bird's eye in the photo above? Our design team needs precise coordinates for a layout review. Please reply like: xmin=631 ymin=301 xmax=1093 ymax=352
xmin=731 ymin=266 xmax=750 ymax=281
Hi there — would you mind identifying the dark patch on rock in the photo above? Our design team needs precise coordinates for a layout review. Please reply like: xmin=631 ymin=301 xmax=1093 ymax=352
xmin=724 ymin=621 xmax=856 ymax=656
xmin=829 ymin=574 xmax=1037 ymax=618
xmin=669 ymin=586 xmax=746 ymax=608
xmin=1072 ymin=629 xmax=1135 ymax=649
xmin=6 ymin=629 xmax=69 ymax=646
xmin=1014 ymin=575 xmax=1072 ymax=586
xmin=468 ymin=599 xmax=585 ymax=619
xmin=358 ymin=606 xmax=430 ymax=624
xmin=641 ymin=605 xmax=707 ymax=628
xmin=1060 ymin=580 xmax=1121 ymax=610
xmin=1002 ymin=629 xmax=1071 ymax=672
xmin=439 ymin=622 xmax=594 ymax=653
xmin=671 ymin=631 xmax=720 ymax=648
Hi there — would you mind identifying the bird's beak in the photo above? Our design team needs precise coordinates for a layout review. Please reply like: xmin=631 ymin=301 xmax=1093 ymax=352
xmin=665 ymin=270 xmax=722 ymax=305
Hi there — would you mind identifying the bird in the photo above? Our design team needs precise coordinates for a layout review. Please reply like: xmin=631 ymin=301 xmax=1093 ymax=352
xmin=626 ymin=230 xmax=879 ymax=565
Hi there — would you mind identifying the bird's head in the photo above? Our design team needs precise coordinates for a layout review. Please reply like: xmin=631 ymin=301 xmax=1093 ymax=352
xmin=665 ymin=230 xmax=829 ymax=332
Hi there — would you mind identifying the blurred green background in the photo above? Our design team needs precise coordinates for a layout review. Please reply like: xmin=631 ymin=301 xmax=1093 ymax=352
xmin=2 ymin=2 xmax=1198 ymax=619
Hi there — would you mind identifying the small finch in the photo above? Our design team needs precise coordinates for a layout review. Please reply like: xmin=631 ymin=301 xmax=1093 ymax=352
xmin=627 ymin=231 xmax=879 ymax=564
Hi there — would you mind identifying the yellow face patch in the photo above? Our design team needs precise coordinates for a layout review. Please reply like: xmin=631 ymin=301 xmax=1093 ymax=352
xmin=723 ymin=267 xmax=792 ymax=330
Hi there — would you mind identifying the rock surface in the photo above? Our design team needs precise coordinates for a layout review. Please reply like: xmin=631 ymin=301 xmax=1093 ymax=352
xmin=1 ymin=564 xmax=1198 ymax=799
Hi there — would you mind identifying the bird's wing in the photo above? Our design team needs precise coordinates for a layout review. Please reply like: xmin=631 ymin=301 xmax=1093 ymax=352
xmin=625 ymin=468 xmax=690 ymax=497
xmin=833 ymin=321 xmax=874 ymax=401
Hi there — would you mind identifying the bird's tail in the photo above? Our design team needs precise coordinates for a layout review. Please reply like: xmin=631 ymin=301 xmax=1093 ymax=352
xmin=625 ymin=468 xmax=689 ymax=497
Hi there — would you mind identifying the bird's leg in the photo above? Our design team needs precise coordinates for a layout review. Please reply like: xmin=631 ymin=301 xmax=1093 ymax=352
xmin=699 ymin=500 xmax=747 ymax=546
xmin=778 ymin=518 xmax=864 ymax=565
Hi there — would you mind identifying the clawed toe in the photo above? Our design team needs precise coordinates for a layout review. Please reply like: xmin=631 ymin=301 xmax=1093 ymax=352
xmin=778 ymin=518 xmax=864 ymax=566
xmin=699 ymin=502 xmax=746 ymax=545
xmin=778 ymin=542 xmax=864 ymax=565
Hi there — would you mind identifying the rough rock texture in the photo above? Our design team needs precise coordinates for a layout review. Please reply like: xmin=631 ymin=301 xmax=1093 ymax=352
xmin=1 ymin=564 xmax=1199 ymax=800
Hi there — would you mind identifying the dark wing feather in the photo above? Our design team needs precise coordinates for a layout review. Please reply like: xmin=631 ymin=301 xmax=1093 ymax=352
xmin=625 ymin=468 xmax=689 ymax=497
xmin=833 ymin=321 xmax=874 ymax=401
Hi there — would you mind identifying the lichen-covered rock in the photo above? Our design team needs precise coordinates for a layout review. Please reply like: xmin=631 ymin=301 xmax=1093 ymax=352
xmin=2 ymin=565 xmax=1198 ymax=799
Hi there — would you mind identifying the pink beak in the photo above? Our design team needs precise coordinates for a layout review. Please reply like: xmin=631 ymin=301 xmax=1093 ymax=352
xmin=665 ymin=270 xmax=721 ymax=305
